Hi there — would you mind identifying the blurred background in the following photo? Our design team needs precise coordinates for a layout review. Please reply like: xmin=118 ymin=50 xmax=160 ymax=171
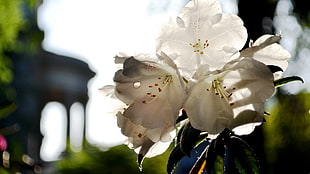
xmin=0 ymin=0 xmax=309 ymax=173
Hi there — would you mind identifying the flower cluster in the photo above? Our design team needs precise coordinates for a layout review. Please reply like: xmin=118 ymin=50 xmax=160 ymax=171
xmin=102 ymin=0 xmax=291 ymax=161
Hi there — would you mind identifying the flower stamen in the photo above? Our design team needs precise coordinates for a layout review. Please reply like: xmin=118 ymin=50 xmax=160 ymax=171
xmin=207 ymin=78 xmax=236 ymax=106
xmin=142 ymin=75 xmax=173 ymax=104
xmin=189 ymin=38 xmax=210 ymax=55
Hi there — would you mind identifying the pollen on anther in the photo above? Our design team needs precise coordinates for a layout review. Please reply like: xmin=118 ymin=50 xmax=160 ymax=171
xmin=142 ymin=101 xmax=146 ymax=104
xmin=146 ymin=92 xmax=151 ymax=95
xmin=215 ymin=93 xmax=219 ymax=95
xmin=206 ymin=88 xmax=210 ymax=91
xmin=228 ymin=93 xmax=233 ymax=98
xmin=200 ymin=51 xmax=204 ymax=54
xmin=148 ymin=85 xmax=153 ymax=88
xmin=151 ymin=95 xmax=156 ymax=97
xmin=138 ymin=133 xmax=143 ymax=138
xmin=229 ymin=103 xmax=235 ymax=106
xmin=154 ymin=84 xmax=159 ymax=86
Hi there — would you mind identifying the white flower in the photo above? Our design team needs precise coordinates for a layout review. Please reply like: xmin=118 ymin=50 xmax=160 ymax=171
xmin=113 ymin=53 xmax=186 ymax=157
xmin=156 ymin=0 xmax=247 ymax=77
xmin=240 ymin=34 xmax=291 ymax=71
xmin=184 ymin=58 xmax=275 ymax=136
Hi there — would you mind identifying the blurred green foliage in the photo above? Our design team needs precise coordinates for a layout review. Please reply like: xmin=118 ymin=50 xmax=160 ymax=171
xmin=56 ymin=144 xmax=171 ymax=174
xmin=0 ymin=0 xmax=40 ymax=105
xmin=293 ymin=0 xmax=310 ymax=27
xmin=0 ymin=0 xmax=23 ymax=84
xmin=0 ymin=168 xmax=10 ymax=174
xmin=264 ymin=91 xmax=310 ymax=174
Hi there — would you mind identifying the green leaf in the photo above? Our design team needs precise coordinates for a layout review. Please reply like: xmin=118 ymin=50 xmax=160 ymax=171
xmin=227 ymin=136 xmax=260 ymax=174
xmin=0 ymin=102 xmax=16 ymax=119
xmin=206 ymin=139 xmax=225 ymax=174
xmin=179 ymin=121 xmax=202 ymax=157
xmin=167 ymin=144 xmax=185 ymax=174
xmin=267 ymin=65 xmax=283 ymax=73
xmin=274 ymin=76 xmax=304 ymax=87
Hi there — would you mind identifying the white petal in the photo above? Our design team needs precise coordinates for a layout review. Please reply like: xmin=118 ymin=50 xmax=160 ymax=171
xmin=99 ymin=85 xmax=115 ymax=97
xmin=232 ymin=122 xmax=261 ymax=135
xmin=136 ymin=139 xmax=172 ymax=158
xmin=252 ymin=34 xmax=281 ymax=46
xmin=240 ymin=34 xmax=291 ymax=70
xmin=178 ymin=0 xmax=222 ymax=25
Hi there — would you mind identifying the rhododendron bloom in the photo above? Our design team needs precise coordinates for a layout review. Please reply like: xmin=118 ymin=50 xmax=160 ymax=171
xmin=156 ymin=0 xmax=247 ymax=77
xmin=184 ymin=58 xmax=275 ymax=136
xmin=113 ymin=53 xmax=186 ymax=157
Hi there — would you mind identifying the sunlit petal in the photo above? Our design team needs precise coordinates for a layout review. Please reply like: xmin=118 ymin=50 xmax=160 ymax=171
xmin=240 ymin=34 xmax=291 ymax=70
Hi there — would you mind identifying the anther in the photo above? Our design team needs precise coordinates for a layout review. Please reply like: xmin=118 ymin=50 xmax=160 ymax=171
xmin=158 ymin=88 xmax=162 ymax=92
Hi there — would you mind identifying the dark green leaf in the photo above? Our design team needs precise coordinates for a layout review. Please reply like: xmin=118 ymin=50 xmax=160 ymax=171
xmin=137 ymin=154 xmax=144 ymax=171
xmin=206 ymin=139 xmax=225 ymax=174
xmin=176 ymin=124 xmax=185 ymax=144
xmin=267 ymin=65 xmax=283 ymax=73
xmin=167 ymin=144 xmax=185 ymax=174
xmin=205 ymin=129 xmax=232 ymax=174
xmin=227 ymin=136 xmax=260 ymax=174
xmin=274 ymin=76 xmax=304 ymax=87
xmin=180 ymin=122 xmax=202 ymax=157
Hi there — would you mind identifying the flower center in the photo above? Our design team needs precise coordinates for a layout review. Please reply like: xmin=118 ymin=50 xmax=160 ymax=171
xmin=189 ymin=38 xmax=209 ymax=55
xmin=142 ymin=75 xmax=172 ymax=104
xmin=206 ymin=78 xmax=236 ymax=106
